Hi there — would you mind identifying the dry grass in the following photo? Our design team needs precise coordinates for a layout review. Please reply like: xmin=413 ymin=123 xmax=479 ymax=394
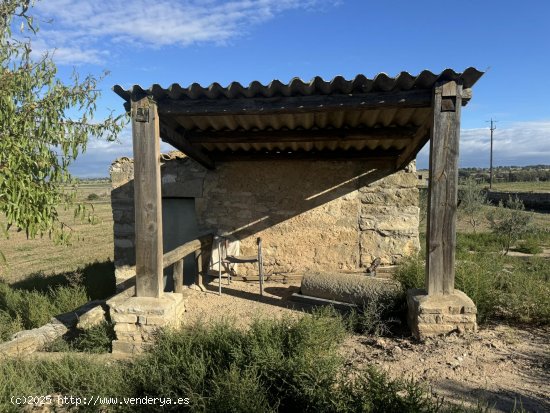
xmin=489 ymin=181 xmax=550 ymax=192
xmin=0 ymin=183 xmax=113 ymax=283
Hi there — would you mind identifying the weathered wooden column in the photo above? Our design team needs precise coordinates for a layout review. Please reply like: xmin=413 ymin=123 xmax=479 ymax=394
xmin=425 ymin=80 xmax=462 ymax=295
xmin=131 ymin=96 xmax=164 ymax=298
xmin=407 ymin=80 xmax=477 ymax=340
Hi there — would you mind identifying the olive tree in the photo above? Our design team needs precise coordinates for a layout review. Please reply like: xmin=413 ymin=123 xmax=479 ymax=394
xmin=0 ymin=0 xmax=125 ymax=259
xmin=487 ymin=196 xmax=532 ymax=255
xmin=458 ymin=176 xmax=487 ymax=233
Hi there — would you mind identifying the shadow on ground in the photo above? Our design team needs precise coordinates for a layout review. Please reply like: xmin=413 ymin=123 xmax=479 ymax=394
xmin=9 ymin=260 xmax=116 ymax=300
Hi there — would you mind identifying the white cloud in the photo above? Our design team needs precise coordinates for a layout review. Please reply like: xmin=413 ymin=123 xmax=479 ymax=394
xmin=31 ymin=0 xmax=336 ymax=65
xmin=417 ymin=120 xmax=550 ymax=169
xmin=71 ymin=127 xmax=176 ymax=177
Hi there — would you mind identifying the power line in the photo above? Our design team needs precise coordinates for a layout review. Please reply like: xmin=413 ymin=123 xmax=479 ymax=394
xmin=486 ymin=119 xmax=498 ymax=189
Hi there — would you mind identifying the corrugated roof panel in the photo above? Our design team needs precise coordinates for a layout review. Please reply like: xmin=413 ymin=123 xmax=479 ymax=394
xmin=358 ymin=109 xmax=379 ymax=128
xmin=113 ymin=68 xmax=483 ymax=102
xmin=379 ymin=108 xmax=399 ymax=127
xmin=391 ymin=107 xmax=416 ymax=126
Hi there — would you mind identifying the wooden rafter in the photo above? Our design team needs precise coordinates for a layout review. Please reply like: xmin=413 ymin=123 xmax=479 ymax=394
xmin=159 ymin=118 xmax=215 ymax=170
xmin=186 ymin=126 xmax=418 ymax=145
xmin=208 ymin=148 xmax=401 ymax=164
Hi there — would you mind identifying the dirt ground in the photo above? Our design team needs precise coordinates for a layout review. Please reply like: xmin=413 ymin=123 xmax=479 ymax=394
xmin=183 ymin=278 xmax=550 ymax=413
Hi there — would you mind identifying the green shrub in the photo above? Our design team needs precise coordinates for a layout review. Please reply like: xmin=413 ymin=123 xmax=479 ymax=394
xmin=394 ymin=255 xmax=425 ymax=292
xmin=458 ymin=177 xmax=487 ymax=233
xmin=516 ymin=238 xmax=543 ymax=254
xmin=86 ymin=192 xmax=100 ymax=201
xmin=46 ymin=321 xmax=115 ymax=353
xmin=487 ymin=197 xmax=532 ymax=254
xmin=0 ymin=310 xmax=22 ymax=341
xmin=0 ymin=356 xmax=131 ymax=413
xmin=0 ymin=313 xmax=482 ymax=412
xmin=394 ymin=252 xmax=550 ymax=325
xmin=456 ymin=232 xmax=502 ymax=254
xmin=347 ymin=292 xmax=405 ymax=336
xmin=0 ymin=281 xmax=88 ymax=341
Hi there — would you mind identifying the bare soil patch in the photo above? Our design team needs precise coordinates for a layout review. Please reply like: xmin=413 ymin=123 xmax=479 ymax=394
xmin=184 ymin=279 xmax=550 ymax=412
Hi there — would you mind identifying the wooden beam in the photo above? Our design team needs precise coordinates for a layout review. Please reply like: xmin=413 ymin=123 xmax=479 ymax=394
xmin=163 ymin=232 xmax=214 ymax=269
xmin=186 ymin=126 xmax=418 ymax=145
xmin=425 ymin=81 xmax=462 ymax=295
xmin=131 ymin=97 xmax=164 ymax=298
xmin=157 ymin=89 xmax=433 ymax=117
xmin=159 ymin=118 xmax=215 ymax=169
xmin=394 ymin=125 xmax=430 ymax=170
xmin=209 ymin=149 xmax=401 ymax=164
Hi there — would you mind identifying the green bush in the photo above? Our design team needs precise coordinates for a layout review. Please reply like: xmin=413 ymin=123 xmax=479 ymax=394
xmin=128 ymin=311 xmax=452 ymax=413
xmin=0 ymin=281 xmax=88 ymax=341
xmin=487 ymin=197 xmax=532 ymax=254
xmin=458 ymin=177 xmax=487 ymax=233
xmin=46 ymin=321 xmax=115 ymax=354
xmin=0 ymin=309 xmax=23 ymax=341
xmin=516 ymin=238 xmax=543 ymax=254
xmin=0 ymin=356 xmax=131 ymax=413
xmin=394 ymin=255 xmax=425 ymax=292
xmin=394 ymin=252 xmax=550 ymax=325
xmin=347 ymin=292 xmax=405 ymax=336
xmin=456 ymin=232 xmax=502 ymax=254
xmin=86 ymin=192 xmax=100 ymax=201
xmin=0 ymin=313 xmax=485 ymax=412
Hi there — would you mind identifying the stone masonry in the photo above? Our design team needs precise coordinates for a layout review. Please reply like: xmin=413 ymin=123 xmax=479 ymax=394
xmin=107 ymin=292 xmax=186 ymax=354
xmin=110 ymin=152 xmax=420 ymax=288
xmin=407 ymin=289 xmax=477 ymax=340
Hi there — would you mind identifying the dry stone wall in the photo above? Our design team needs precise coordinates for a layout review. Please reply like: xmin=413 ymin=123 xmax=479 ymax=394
xmin=110 ymin=153 xmax=420 ymax=287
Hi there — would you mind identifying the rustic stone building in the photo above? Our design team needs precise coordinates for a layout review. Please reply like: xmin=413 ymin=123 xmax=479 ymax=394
xmin=110 ymin=153 xmax=420 ymax=290
xmin=108 ymin=69 xmax=484 ymax=353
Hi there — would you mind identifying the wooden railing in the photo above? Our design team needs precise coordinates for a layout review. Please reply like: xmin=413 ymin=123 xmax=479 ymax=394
xmin=162 ymin=232 xmax=214 ymax=293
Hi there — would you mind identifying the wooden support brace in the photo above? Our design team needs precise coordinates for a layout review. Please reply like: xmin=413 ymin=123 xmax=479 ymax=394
xmin=173 ymin=259 xmax=184 ymax=293
xmin=425 ymin=80 xmax=462 ymax=295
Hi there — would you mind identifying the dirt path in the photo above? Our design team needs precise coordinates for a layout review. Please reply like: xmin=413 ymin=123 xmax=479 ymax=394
xmin=341 ymin=326 xmax=549 ymax=412
xmin=182 ymin=279 xmax=549 ymax=412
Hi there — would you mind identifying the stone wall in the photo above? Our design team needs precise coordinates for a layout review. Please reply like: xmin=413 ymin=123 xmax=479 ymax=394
xmin=110 ymin=152 xmax=420 ymax=288
xmin=110 ymin=153 xmax=206 ymax=290
xmin=485 ymin=190 xmax=550 ymax=212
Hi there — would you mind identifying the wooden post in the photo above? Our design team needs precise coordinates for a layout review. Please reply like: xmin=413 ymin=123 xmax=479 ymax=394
xmin=131 ymin=96 xmax=164 ymax=298
xmin=197 ymin=240 xmax=211 ymax=290
xmin=425 ymin=81 xmax=462 ymax=295
xmin=194 ymin=249 xmax=203 ymax=289
xmin=173 ymin=259 xmax=184 ymax=293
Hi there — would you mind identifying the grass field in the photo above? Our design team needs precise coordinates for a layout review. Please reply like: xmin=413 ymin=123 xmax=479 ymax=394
xmin=488 ymin=181 xmax=550 ymax=192
xmin=0 ymin=182 xmax=113 ymax=283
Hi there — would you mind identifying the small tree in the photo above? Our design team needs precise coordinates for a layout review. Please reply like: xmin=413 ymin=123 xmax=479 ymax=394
xmin=0 ymin=1 xmax=125 ymax=260
xmin=459 ymin=176 xmax=487 ymax=233
xmin=487 ymin=196 xmax=532 ymax=255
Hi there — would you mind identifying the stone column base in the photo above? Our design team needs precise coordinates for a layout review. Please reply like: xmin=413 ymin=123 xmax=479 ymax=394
xmin=107 ymin=293 xmax=186 ymax=355
xmin=406 ymin=288 xmax=477 ymax=340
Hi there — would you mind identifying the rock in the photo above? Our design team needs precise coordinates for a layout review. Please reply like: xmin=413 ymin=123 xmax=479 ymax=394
xmin=76 ymin=305 xmax=106 ymax=329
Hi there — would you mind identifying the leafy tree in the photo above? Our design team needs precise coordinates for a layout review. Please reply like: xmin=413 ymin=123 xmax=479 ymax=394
xmin=459 ymin=176 xmax=486 ymax=233
xmin=0 ymin=0 xmax=125 ymax=259
xmin=487 ymin=196 xmax=532 ymax=255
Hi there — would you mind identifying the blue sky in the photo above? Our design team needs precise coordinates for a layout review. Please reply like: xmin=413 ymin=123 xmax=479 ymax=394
xmin=30 ymin=0 xmax=550 ymax=176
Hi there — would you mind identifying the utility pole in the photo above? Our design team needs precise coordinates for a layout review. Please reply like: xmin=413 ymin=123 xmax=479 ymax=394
xmin=486 ymin=119 xmax=497 ymax=189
